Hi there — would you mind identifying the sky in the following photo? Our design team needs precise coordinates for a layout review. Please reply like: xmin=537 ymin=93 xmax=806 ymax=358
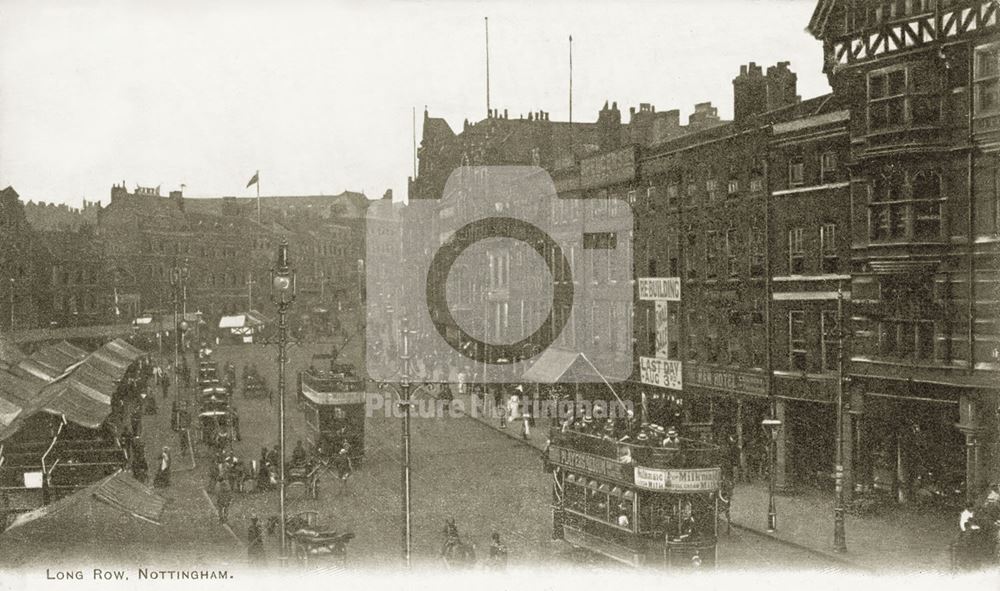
xmin=0 ymin=0 xmax=829 ymax=208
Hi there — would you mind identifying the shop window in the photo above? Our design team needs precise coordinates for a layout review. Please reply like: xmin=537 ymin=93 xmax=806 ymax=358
xmin=750 ymin=176 xmax=764 ymax=193
xmin=788 ymin=310 xmax=807 ymax=371
xmin=788 ymin=227 xmax=805 ymax=274
xmin=820 ymin=223 xmax=838 ymax=273
xmin=974 ymin=43 xmax=1000 ymax=117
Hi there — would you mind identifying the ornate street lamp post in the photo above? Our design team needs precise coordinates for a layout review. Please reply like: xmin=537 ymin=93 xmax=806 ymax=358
xmin=833 ymin=280 xmax=848 ymax=552
xmin=379 ymin=319 xmax=433 ymax=569
xmin=169 ymin=261 xmax=190 ymax=396
xmin=269 ymin=239 xmax=296 ymax=566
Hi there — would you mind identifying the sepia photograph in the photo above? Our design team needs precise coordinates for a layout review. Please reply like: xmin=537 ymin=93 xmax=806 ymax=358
xmin=0 ymin=0 xmax=998 ymax=589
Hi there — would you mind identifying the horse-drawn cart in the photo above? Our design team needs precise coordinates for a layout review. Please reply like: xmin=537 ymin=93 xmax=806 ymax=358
xmin=285 ymin=511 xmax=354 ymax=568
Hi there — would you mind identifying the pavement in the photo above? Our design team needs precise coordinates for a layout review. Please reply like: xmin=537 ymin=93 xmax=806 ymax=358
xmin=452 ymin=389 xmax=960 ymax=574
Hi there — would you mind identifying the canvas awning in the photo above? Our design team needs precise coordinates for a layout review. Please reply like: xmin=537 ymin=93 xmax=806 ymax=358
xmin=522 ymin=348 xmax=602 ymax=383
xmin=218 ymin=315 xmax=246 ymax=329
xmin=6 ymin=471 xmax=166 ymax=531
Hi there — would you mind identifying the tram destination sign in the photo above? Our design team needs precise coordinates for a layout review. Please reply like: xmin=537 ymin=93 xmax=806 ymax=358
xmin=549 ymin=446 xmax=632 ymax=482
xmin=633 ymin=466 xmax=722 ymax=492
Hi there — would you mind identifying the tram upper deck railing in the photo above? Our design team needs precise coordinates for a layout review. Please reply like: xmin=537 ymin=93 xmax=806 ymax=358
xmin=548 ymin=427 xmax=721 ymax=471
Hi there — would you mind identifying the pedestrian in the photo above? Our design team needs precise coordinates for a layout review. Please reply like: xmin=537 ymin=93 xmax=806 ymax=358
xmin=488 ymin=532 xmax=507 ymax=569
xmin=334 ymin=447 xmax=353 ymax=491
xmin=521 ymin=410 xmax=531 ymax=440
xmin=215 ymin=477 xmax=233 ymax=523
xmin=160 ymin=374 xmax=170 ymax=399
xmin=154 ymin=446 xmax=171 ymax=488
xmin=247 ymin=516 xmax=266 ymax=565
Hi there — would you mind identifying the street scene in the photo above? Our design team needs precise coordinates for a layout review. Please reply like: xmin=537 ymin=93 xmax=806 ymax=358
xmin=1 ymin=0 xmax=1000 ymax=586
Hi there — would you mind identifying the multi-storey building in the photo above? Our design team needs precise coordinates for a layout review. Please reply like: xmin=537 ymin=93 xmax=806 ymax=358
xmin=408 ymin=103 xmax=724 ymax=380
xmin=0 ymin=187 xmax=46 ymax=332
xmin=632 ymin=60 xmax=857 ymax=491
xmin=37 ymin=227 xmax=112 ymax=328
xmin=808 ymin=0 xmax=1000 ymax=502
xmin=93 ymin=184 xmax=371 ymax=333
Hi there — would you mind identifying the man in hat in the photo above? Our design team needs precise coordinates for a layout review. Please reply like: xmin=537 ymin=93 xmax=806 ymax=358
xmin=663 ymin=427 xmax=681 ymax=449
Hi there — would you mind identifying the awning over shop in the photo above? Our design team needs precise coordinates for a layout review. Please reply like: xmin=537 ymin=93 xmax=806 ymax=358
xmin=522 ymin=347 xmax=602 ymax=383
xmin=218 ymin=315 xmax=247 ymax=329
xmin=219 ymin=311 xmax=269 ymax=330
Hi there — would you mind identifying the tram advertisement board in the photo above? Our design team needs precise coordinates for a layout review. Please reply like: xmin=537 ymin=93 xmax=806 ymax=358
xmin=633 ymin=466 xmax=721 ymax=492
xmin=549 ymin=446 xmax=632 ymax=482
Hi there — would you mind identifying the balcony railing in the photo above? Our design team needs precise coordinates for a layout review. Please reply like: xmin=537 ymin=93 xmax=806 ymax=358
xmin=549 ymin=428 xmax=721 ymax=471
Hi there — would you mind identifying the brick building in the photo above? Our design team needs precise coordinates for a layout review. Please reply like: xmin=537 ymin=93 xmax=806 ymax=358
xmin=808 ymin=0 xmax=1000 ymax=502
xmin=0 ymin=187 xmax=46 ymax=332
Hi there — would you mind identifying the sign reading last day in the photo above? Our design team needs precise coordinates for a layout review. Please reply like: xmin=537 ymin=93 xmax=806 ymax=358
xmin=639 ymin=356 xmax=682 ymax=390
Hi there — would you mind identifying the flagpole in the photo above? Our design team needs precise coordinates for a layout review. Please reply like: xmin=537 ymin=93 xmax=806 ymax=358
xmin=256 ymin=170 xmax=261 ymax=225
xmin=485 ymin=17 xmax=490 ymax=118
xmin=569 ymin=35 xmax=573 ymax=127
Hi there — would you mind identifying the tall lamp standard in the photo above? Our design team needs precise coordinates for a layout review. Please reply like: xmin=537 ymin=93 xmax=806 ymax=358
xmin=379 ymin=319 xmax=431 ymax=568
xmin=269 ymin=239 xmax=296 ymax=566
xmin=169 ymin=261 xmax=190 ymax=394
xmin=833 ymin=280 xmax=848 ymax=552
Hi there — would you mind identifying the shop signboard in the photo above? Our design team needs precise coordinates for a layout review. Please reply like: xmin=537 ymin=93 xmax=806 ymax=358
xmin=684 ymin=362 xmax=767 ymax=397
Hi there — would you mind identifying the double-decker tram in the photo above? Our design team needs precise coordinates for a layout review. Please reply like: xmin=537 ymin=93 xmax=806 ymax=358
xmin=297 ymin=355 xmax=366 ymax=468
xmin=548 ymin=413 xmax=722 ymax=568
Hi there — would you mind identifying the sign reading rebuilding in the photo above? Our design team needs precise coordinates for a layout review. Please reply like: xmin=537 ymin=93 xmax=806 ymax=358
xmin=549 ymin=446 xmax=631 ymax=482
xmin=638 ymin=277 xmax=681 ymax=301
xmin=633 ymin=466 xmax=721 ymax=492
xmin=639 ymin=356 xmax=682 ymax=390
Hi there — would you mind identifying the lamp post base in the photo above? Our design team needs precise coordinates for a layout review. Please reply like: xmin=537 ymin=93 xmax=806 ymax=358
xmin=767 ymin=497 xmax=777 ymax=533
xmin=833 ymin=506 xmax=847 ymax=553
